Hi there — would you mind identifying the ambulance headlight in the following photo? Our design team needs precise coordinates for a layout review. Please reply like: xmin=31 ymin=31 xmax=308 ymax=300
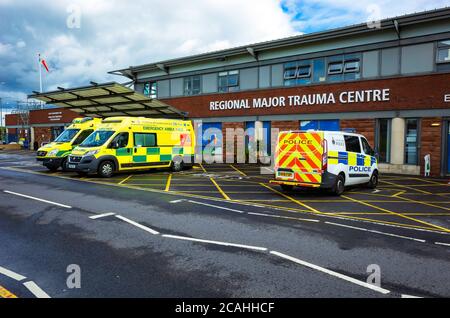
xmin=84 ymin=150 xmax=99 ymax=157
xmin=48 ymin=149 xmax=59 ymax=157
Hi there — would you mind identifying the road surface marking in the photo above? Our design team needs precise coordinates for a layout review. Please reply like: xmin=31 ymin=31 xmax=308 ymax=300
xmin=3 ymin=190 xmax=72 ymax=209
xmin=115 ymin=215 xmax=160 ymax=235
xmin=230 ymin=165 xmax=247 ymax=176
xmin=269 ymin=251 xmax=391 ymax=295
xmin=259 ymin=183 xmax=322 ymax=214
xmin=401 ymin=294 xmax=422 ymax=298
xmin=434 ymin=242 xmax=450 ymax=247
xmin=165 ymin=174 xmax=172 ymax=192
xmin=392 ymin=191 xmax=406 ymax=197
xmin=186 ymin=200 xmax=244 ymax=213
xmin=0 ymin=266 xmax=26 ymax=281
xmin=199 ymin=164 xmax=207 ymax=173
xmin=161 ymin=234 xmax=268 ymax=252
xmin=342 ymin=195 xmax=450 ymax=233
xmin=247 ymin=212 xmax=320 ymax=223
xmin=392 ymin=194 xmax=450 ymax=212
xmin=380 ymin=180 xmax=432 ymax=195
xmin=118 ymin=174 xmax=133 ymax=185
xmin=325 ymin=222 xmax=426 ymax=243
xmin=89 ymin=212 xmax=116 ymax=219
xmin=23 ymin=281 xmax=51 ymax=298
xmin=210 ymin=178 xmax=231 ymax=200
xmin=0 ymin=285 xmax=18 ymax=298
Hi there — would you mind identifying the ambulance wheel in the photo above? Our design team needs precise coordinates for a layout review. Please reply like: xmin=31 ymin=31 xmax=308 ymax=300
xmin=98 ymin=161 xmax=115 ymax=178
xmin=171 ymin=157 xmax=184 ymax=172
xmin=61 ymin=157 xmax=69 ymax=172
xmin=332 ymin=174 xmax=345 ymax=196
xmin=367 ymin=171 xmax=379 ymax=189
xmin=46 ymin=165 xmax=58 ymax=172
xmin=280 ymin=184 xmax=294 ymax=191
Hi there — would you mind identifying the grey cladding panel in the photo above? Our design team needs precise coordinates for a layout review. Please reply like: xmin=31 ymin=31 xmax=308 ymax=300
xmin=170 ymin=78 xmax=183 ymax=97
xmin=259 ymin=66 xmax=271 ymax=88
xmin=401 ymin=43 xmax=434 ymax=74
xmin=362 ymin=50 xmax=379 ymax=78
xmin=271 ymin=64 xmax=283 ymax=87
xmin=240 ymin=67 xmax=258 ymax=90
xmin=157 ymin=80 xmax=170 ymax=98
xmin=381 ymin=47 xmax=400 ymax=76
xmin=202 ymin=73 xmax=218 ymax=93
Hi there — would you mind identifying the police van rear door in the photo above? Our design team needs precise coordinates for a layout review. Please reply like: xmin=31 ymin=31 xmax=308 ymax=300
xmin=276 ymin=131 xmax=324 ymax=185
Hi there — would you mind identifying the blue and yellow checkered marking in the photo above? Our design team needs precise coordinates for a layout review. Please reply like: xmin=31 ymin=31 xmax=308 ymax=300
xmin=328 ymin=151 xmax=376 ymax=167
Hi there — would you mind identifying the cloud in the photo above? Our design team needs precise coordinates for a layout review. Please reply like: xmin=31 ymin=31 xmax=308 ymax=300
xmin=0 ymin=0 xmax=449 ymax=102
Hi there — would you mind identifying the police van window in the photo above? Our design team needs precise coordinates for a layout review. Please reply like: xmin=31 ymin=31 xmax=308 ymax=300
xmin=361 ymin=137 xmax=374 ymax=156
xmin=72 ymin=129 xmax=93 ymax=145
xmin=344 ymin=135 xmax=361 ymax=153
xmin=134 ymin=133 xmax=156 ymax=147
xmin=111 ymin=133 xmax=129 ymax=148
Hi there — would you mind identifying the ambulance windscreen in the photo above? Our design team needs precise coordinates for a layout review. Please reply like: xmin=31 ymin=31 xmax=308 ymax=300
xmin=80 ymin=130 xmax=115 ymax=148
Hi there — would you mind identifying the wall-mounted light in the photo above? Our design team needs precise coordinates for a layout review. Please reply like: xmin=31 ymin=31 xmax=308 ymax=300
xmin=431 ymin=122 xmax=441 ymax=127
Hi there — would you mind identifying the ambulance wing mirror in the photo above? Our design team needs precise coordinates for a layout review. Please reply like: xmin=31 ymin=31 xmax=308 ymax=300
xmin=109 ymin=141 xmax=120 ymax=149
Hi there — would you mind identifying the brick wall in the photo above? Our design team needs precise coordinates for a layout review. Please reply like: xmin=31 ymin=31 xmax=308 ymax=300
xmin=420 ymin=117 xmax=442 ymax=177
xmin=34 ymin=127 xmax=52 ymax=147
xmin=271 ymin=120 xmax=299 ymax=132
xmin=340 ymin=119 xmax=375 ymax=146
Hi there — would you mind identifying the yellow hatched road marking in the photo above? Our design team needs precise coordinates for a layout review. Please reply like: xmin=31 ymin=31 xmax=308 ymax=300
xmin=380 ymin=180 xmax=432 ymax=195
xmin=165 ymin=174 xmax=172 ymax=192
xmin=118 ymin=174 xmax=133 ymax=185
xmin=0 ymin=285 xmax=18 ymax=298
xmin=229 ymin=165 xmax=247 ymax=176
xmin=393 ymin=193 xmax=450 ymax=212
xmin=392 ymin=191 xmax=406 ymax=197
xmin=210 ymin=178 xmax=230 ymax=200
xmin=342 ymin=195 xmax=450 ymax=233
xmin=199 ymin=164 xmax=207 ymax=173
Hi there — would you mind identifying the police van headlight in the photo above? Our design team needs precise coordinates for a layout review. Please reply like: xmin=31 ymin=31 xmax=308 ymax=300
xmin=48 ymin=149 xmax=59 ymax=157
xmin=84 ymin=150 xmax=99 ymax=157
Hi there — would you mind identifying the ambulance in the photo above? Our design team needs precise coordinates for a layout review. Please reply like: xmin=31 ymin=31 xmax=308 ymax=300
xmin=36 ymin=117 xmax=102 ymax=171
xmin=270 ymin=130 xmax=378 ymax=195
xmin=67 ymin=117 xmax=195 ymax=177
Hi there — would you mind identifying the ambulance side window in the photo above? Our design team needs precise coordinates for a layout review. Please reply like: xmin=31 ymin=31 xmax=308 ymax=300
xmin=344 ymin=135 xmax=361 ymax=153
xmin=134 ymin=133 xmax=156 ymax=147
xmin=361 ymin=138 xmax=374 ymax=156
xmin=110 ymin=133 xmax=129 ymax=149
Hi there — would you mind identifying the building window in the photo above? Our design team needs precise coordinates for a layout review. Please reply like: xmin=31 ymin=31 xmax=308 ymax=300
xmin=300 ymin=120 xmax=340 ymax=131
xmin=143 ymin=82 xmax=157 ymax=98
xmin=327 ymin=54 xmax=361 ymax=82
xmin=283 ymin=60 xmax=312 ymax=86
xmin=375 ymin=119 xmax=391 ymax=163
xmin=328 ymin=62 xmax=343 ymax=75
xmin=405 ymin=118 xmax=419 ymax=165
xmin=218 ymin=70 xmax=239 ymax=92
xmin=312 ymin=58 xmax=326 ymax=83
xmin=437 ymin=40 xmax=450 ymax=63
xmin=344 ymin=60 xmax=360 ymax=73
xmin=184 ymin=76 xmax=201 ymax=95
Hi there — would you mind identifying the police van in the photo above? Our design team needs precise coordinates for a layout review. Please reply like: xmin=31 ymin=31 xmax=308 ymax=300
xmin=270 ymin=130 xmax=378 ymax=195
xmin=67 ymin=117 xmax=195 ymax=177
xmin=36 ymin=117 xmax=102 ymax=171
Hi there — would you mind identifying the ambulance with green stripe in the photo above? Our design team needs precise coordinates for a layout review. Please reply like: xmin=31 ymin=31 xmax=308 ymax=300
xmin=36 ymin=117 xmax=102 ymax=171
xmin=270 ymin=130 xmax=378 ymax=195
xmin=67 ymin=117 xmax=195 ymax=177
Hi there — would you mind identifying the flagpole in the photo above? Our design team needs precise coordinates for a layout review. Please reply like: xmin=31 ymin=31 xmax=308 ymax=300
xmin=38 ymin=53 xmax=43 ymax=93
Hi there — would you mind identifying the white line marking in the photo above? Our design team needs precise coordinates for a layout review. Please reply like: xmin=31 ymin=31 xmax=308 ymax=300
xmin=115 ymin=215 xmax=160 ymax=235
xmin=269 ymin=251 xmax=391 ymax=295
xmin=3 ymin=190 xmax=72 ymax=209
xmin=187 ymin=200 xmax=245 ymax=214
xmin=435 ymin=242 xmax=450 ymax=247
xmin=23 ymin=281 xmax=51 ymax=298
xmin=247 ymin=212 xmax=320 ymax=223
xmin=170 ymin=199 xmax=186 ymax=203
xmin=89 ymin=212 xmax=116 ymax=219
xmin=0 ymin=266 xmax=27 ymax=281
xmin=162 ymin=234 xmax=268 ymax=252
xmin=401 ymin=294 xmax=422 ymax=298
xmin=325 ymin=222 xmax=426 ymax=243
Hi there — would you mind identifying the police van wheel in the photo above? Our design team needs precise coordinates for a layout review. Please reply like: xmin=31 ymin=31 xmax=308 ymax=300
xmin=171 ymin=157 xmax=184 ymax=172
xmin=98 ymin=161 xmax=114 ymax=178
xmin=280 ymin=184 xmax=294 ymax=191
xmin=367 ymin=171 xmax=379 ymax=189
xmin=333 ymin=174 xmax=345 ymax=196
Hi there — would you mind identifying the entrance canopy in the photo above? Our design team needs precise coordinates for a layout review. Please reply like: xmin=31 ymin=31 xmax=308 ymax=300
xmin=28 ymin=82 xmax=187 ymax=119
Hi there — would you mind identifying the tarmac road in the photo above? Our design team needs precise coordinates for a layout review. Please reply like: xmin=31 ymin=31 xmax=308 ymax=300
xmin=0 ymin=151 xmax=449 ymax=298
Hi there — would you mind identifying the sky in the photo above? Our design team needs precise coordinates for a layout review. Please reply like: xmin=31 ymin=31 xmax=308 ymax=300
xmin=0 ymin=0 xmax=449 ymax=110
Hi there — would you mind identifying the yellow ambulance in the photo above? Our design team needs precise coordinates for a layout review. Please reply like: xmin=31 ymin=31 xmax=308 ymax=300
xmin=67 ymin=117 xmax=195 ymax=177
xmin=36 ymin=117 xmax=102 ymax=171
xmin=270 ymin=130 xmax=378 ymax=195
